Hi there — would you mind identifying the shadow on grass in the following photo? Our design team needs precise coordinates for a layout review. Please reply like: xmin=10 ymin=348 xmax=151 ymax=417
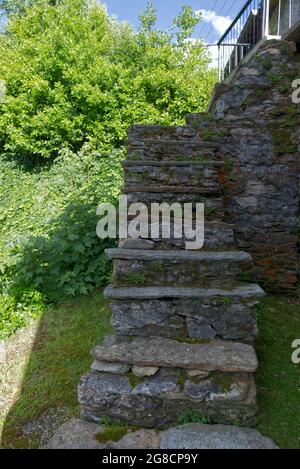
xmin=1 ymin=288 xmax=112 ymax=448
xmin=2 ymin=292 xmax=300 ymax=448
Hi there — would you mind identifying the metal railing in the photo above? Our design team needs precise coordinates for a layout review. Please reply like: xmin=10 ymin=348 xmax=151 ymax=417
xmin=217 ymin=0 xmax=300 ymax=81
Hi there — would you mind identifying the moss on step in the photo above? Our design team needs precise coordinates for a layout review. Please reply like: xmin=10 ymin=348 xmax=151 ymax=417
xmin=175 ymin=337 xmax=211 ymax=345
xmin=123 ymin=272 xmax=147 ymax=286
xmin=125 ymin=372 xmax=145 ymax=389
xmin=210 ymin=372 xmax=233 ymax=392
xmin=96 ymin=423 xmax=140 ymax=443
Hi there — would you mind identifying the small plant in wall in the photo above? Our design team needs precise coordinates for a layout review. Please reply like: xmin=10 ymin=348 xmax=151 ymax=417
xmin=177 ymin=410 xmax=212 ymax=425
xmin=221 ymin=297 xmax=232 ymax=306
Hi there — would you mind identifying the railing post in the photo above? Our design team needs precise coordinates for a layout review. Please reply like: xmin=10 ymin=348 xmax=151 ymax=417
xmin=218 ymin=44 xmax=221 ymax=82
xmin=277 ymin=0 xmax=282 ymax=36
xmin=265 ymin=0 xmax=270 ymax=36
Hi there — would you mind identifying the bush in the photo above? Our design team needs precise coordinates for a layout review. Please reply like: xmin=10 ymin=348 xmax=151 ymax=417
xmin=0 ymin=287 xmax=44 ymax=339
xmin=0 ymin=1 xmax=216 ymax=336
xmin=0 ymin=0 xmax=216 ymax=161
xmin=1 ymin=144 xmax=123 ymax=302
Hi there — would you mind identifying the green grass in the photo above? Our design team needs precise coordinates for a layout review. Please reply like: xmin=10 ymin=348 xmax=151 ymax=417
xmin=1 ymin=291 xmax=300 ymax=448
xmin=256 ymin=295 xmax=300 ymax=449
xmin=1 ymin=288 xmax=112 ymax=448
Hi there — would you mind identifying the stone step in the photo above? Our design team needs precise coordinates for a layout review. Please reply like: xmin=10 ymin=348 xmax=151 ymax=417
xmin=92 ymin=336 xmax=258 ymax=372
xmin=119 ymin=221 xmax=234 ymax=250
xmin=186 ymin=113 xmax=218 ymax=129
xmin=127 ymin=139 xmax=220 ymax=162
xmin=107 ymin=249 xmax=252 ymax=289
xmin=110 ymin=294 xmax=259 ymax=342
xmin=106 ymin=248 xmax=251 ymax=262
xmin=160 ymin=423 xmax=278 ymax=449
xmin=126 ymin=193 xmax=225 ymax=221
xmin=104 ymin=284 xmax=265 ymax=300
xmin=79 ymin=369 xmax=257 ymax=428
xmin=128 ymin=124 xmax=198 ymax=140
xmin=123 ymin=160 xmax=224 ymax=167
xmin=44 ymin=420 xmax=278 ymax=449
xmin=123 ymin=185 xmax=220 ymax=195
xmin=123 ymin=161 xmax=222 ymax=191
xmin=78 ymin=335 xmax=258 ymax=427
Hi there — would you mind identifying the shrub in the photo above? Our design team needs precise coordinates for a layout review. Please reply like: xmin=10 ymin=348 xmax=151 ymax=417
xmin=1 ymin=144 xmax=123 ymax=302
xmin=0 ymin=0 xmax=216 ymax=161
xmin=0 ymin=287 xmax=44 ymax=339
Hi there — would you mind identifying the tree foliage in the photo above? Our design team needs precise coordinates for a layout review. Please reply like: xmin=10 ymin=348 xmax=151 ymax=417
xmin=0 ymin=0 xmax=216 ymax=161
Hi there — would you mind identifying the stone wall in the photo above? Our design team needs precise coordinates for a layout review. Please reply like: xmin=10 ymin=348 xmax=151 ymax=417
xmin=188 ymin=40 xmax=300 ymax=291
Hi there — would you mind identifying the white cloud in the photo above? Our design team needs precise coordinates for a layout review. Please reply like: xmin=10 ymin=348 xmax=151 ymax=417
xmin=207 ymin=44 xmax=219 ymax=68
xmin=196 ymin=9 xmax=232 ymax=36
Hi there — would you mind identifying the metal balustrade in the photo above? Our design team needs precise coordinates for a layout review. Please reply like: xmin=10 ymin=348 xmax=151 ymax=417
xmin=217 ymin=0 xmax=300 ymax=81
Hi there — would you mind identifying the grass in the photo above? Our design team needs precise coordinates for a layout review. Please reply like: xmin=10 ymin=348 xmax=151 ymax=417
xmin=256 ymin=294 xmax=300 ymax=449
xmin=1 ymin=291 xmax=300 ymax=448
xmin=0 ymin=288 xmax=112 ymax=448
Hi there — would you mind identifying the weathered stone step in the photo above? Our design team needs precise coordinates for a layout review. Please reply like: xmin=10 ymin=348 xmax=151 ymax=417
xmin=186 ymin=113 xmax=218 ymax=129
xmin=126 ymin=193 xmax=224 ymax=221
xmin=79 ymin=369 xmax=257 ymax=428
xmin=124 ymin=162 xmax=221 ymax=191
xmin=124 ymin=185 xmax=220 ymax=195
xmin=106 ymin=249 xmax=251 ymax=262
xmin=160 ymin=423 xmax=278 ymax=449
xmin=104 ymin=284 xmax=265 ymax=300
xmin=110 ymin=294 xmax=259 ymax=342
xmin=107 ymin=249 xmax=252 ymax=289
xmin=123 ymin=160 xmax=224 ymax=167
xmin=119 ymin=222 xmax=234 ymax=250
xmin=92 ymin=336 xmax=257 ymax=372
xmin=128 ymin=124 xmax=198 ymax=140
xmin=127 ymin=139 xmax=219 ymax=162
xmin=43 ymin=420 xmax=278 ymax=449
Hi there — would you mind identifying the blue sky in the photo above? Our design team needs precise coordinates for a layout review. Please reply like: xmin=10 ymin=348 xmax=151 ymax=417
xmin=103 ymin=0 xmax=246 ymax=44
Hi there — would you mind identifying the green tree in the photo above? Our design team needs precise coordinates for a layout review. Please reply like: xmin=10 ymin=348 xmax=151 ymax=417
xmin=0 ymin=0 xmax=216 ymax=161
xmin=0 ymin=0 xmax=59 ymax=15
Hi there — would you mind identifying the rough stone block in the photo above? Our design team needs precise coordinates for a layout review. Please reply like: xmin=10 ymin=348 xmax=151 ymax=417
xmin=78 ymin=370 xmax=257 ymax=428
xmin=92 ymin=336 xmax=258 ymax=373
xmin=110 ymin=296 xmax=259 ymax=342
xmin=124 ymin=163 xmax=221 ymax=192
xmin=160 ymin=423 xmax=278 ymax=449
xmin=132 ymin=365 xmax=159 ymax=377
xmin=91 ymin=360 xmax=130 ymax=374
xmin=107 ymin=249 xmax=253 ymax=288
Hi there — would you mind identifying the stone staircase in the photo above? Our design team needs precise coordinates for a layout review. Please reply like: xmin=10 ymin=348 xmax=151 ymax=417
xmin=78 ymin=121 xmax=265 ymax=429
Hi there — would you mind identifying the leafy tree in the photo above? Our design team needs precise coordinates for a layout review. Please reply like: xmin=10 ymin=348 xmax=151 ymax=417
xmin=0 ymin=0 xmax=216 ymax=161
xmin=0 ymin=0 xmax=59 ymax=15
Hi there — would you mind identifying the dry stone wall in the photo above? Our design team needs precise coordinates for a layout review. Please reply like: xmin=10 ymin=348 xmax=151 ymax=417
xmin=188 ymin=40 xmax=300 ymax=291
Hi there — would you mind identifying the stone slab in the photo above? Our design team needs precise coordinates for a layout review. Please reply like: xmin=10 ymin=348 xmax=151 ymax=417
xmin=92 ymin=336 xmax=258 ymax=372
xmin=124 ymin=186 xmax=219 ymax=194
xmin=91 ymin=360 xmax=130 ymax=374
xmin=106 ymin=249 xmax=251 ymax=262
xmin=43 ymin=419 xmax=105 ymax=449
xmin=119 ymin=239 xmax=155 ymax=250
xmin=111 ymin=429 xmax=161 ymax=449
xmin=104 ymin=284 xmax=265 ymax=300
xmin=123 ymin=160 xmax=224 ymax=166
xmin=45 ymin=420 xmax=277 ymax=449
xmin=160 ymin=423 xmax=278 ymax=449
